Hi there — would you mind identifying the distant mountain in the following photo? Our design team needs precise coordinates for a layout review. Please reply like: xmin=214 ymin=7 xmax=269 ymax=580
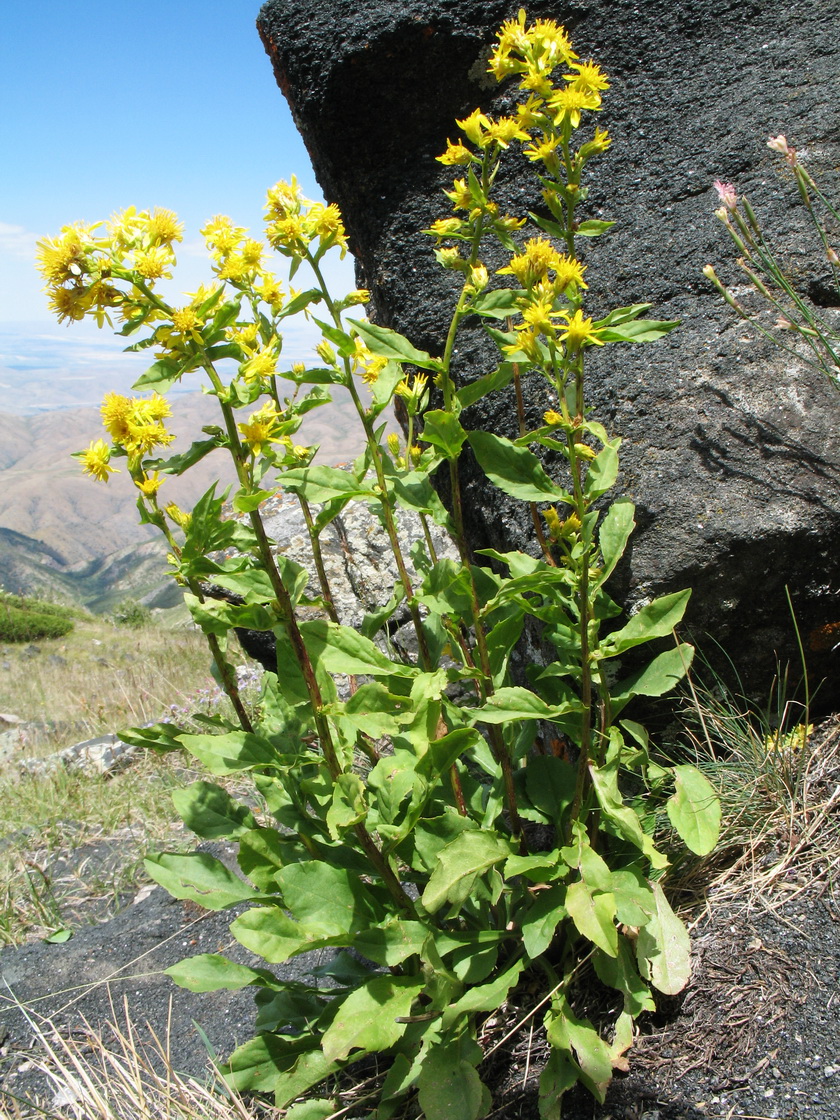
xmin=0 ymin=389 xmax=397 ymax=610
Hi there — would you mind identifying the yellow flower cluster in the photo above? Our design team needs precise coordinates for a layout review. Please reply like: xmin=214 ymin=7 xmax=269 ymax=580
xmin=264 ymin=177 xmax=349 ymax=260
xmin=100 ymin=392 xmax=174 ymax=457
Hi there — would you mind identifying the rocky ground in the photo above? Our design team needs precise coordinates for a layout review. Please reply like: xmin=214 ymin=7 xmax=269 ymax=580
xmin=0 ymin=832 xmax=837 ymax=1120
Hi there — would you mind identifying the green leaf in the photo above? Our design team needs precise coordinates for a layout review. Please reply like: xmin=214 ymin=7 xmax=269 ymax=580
xmin=589 ymin=753 xmax=668 ymax=869
xmin=178 ymin=731 xmax=277 ymax=774
xmin=468 ymin=430 xmax=567 ymax=502
xmin=538 ymin=1049 xmax=578 ymax=1120
xmin=277 ymin=287 xmax=323 ymax=318
xmin=44 ymin=928 xmax=72 ymax=943
xmin=421 ymin=409 xmax=468 ymax=459
xmin=347 ymin=318 xmax=442 ymax=371
xmin=231 ymin=907 xmax=342 ymax=963
xmin=301 ymin=619 xmax=416 ymax=678
xmin=611 ymin=865 xmax=656 ymax=926
xmin=601 ymin=590 xmax=691 ymax=656
xmin=575 ymin=219 xmax=616 ymax=237
xmin=525 ymin=756 xmax=576 ymax=824
xmin=521 ymin=884 xmax=567 ymax=959
xmin=545 ymin=998 xmax=613 ymax=1102
xmin=280 ymin=465 xmax=371 ymax=504
xmin=666 ymin=764 xmax=721 ymax=856
xmin=353 ymin=920 xmax=428 ymax=966
xmin=443 ymin=959 xmax=525 ymax=1027
xmin=422 ymin=831 xmax=513 ymax=913
xmin=611 ymin=643 xmax=695 ymax=715
xmin=133 ymin=357 xmax=182 ymax=391
xmin=232 ymin=488 xmax=275 ymax=513
xmin=583 ymin=441 xmax=619 ymax=500
xmin=635 ymin=882 xmax=690 ymax=996
xmin=225 ymin=1034 xmax=337 ymax=1103
xmin=171 ymin=781 xmax=258 ymax=840
xmin=593 ymin=940 xmax=655 ymax=1017
xmin=416 ymin=1038 xmax=487 ymax=1120
xmin=117 ymin=722 xmax=183 ymax=753
xmin=277 ymin=861 xmax=378 ymax=934
xmin=237 ymin=828 xmax=290 ymax=892
xmin=147 ymin=437 xmax=220 ymax=477
xmin=596 ymin=318 xmax=680 ymax=343
xmin=469 ymin=287 xmax=521 ymax=319
xmin=144 ymin=852 xmax=259 ymax=910
xmin=596 ymin=499 xmax=635 ymax=587
xmin=564 ymin=880 xmax=618 ymax=956
xmin=468 ymin=686 xmax=581 ymax=725
xmin=284 ymin=1101 xmax=337 ymax=1120
xmin=326 ymin=772 xmax=368 ymax=838
xmin=321 ymin=975 xmax=424 ymax=1062
xmin=165 ymin=953 xmax=275 ymax=993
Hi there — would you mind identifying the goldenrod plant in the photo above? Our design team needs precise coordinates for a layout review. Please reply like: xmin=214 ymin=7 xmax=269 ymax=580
xmin=705 ymin=133 xmax=840 ymax=388
xmin=39 ymin=12 xmax=719 ymax=1116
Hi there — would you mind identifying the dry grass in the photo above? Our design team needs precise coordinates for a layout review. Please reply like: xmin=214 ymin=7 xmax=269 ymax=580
xmin=0 ymin=998 xmax=281 ymax=1120
xmin=0 ymin=614 xmax=262 ymax=946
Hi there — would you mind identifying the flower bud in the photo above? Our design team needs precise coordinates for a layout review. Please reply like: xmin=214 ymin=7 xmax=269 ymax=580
xmin=315 ymin=339 xmax=337 ymax=366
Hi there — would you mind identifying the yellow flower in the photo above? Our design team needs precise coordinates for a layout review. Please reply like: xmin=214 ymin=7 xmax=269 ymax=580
xmin=445 ymin=179 xmax=474 ymax=211
xmin=36 ymin=225 xmax=91 ymax=285
xmin=101 ymin=393 xmax=134 ymax=442
xmin=124 ymin=420 xmax=175 ymax=456
xmin=523 ymin=133 xmax=562 ymax=163
xmin=499 ymin=238 xmax=586 ymax=291
xmin=557 ymin=309 xmax=605 ymax=350
xmin=315 ymin=339 xmax=337 ymax=366
xmin=516 ymin=94 xmax=547 ymax=130
xmin=386 ymin=432 xmax=401 ymax=457
xmin=165 ymin=502 xmax=191 ymax=529
xmin=361 ymin=355 xmax=388 ymax=384
xmin=242 ymin=343 xmax=280 ymax=383
xmin=266 ymin=215 xmax=308 ymax=254
xmin=171 ymin=306 xmax=199 ymax=334
xmin=307 ymin=203 xmax=348 ymax=255
xmin=456 ymin=109 xmax=492 ymax=147
xmin=80 ymin=439 xmax=118 ymax=482
xmin=486 ymin=116 xmax=529 ymax=147
xmin=201 ymin=215 xmax=244 ymax=256
xmin=425 ymin=217 xmax=465 ymax=241
xmin=547 ymin=84 xmax=601 ymax=129
xmin=345 ymin=289 xmax=370 ymax=305
xmin=578 ymin=127 xmax=612 ymax=162
xmin=264 ymin=177 xmax=304 ymax=221
xmin=238 ymin=403 xmax=285 ymax=456
xmin=46 ymin=284 xmax=90 ymax=323
xmin=147 ymin=208 xmax=184 ymax=245
xmin=135 ymin=471 xmax=164 ymax=496
xmin=437 ymin=140 xmax=473 ymax=165
xmin=133 ymin=246 xmax=174 ymax=280
xmin=565 ymin=60 xmax=610 ymax=95
xmin=543 ymin=410 xmax=563 ymax=426
xmin=229 ymin=322 xmax=260 ymax=348
xmin=255 ymin=272 xmax=285 ymax=312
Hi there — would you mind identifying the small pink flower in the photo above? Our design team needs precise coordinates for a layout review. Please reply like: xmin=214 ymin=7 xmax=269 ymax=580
xmin=713 ymin=180 xmax=738 ymax=210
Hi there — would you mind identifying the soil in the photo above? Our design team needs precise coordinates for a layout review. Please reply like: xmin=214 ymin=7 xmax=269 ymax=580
xmin=1 ymin=848 xmax=838 ymax=1119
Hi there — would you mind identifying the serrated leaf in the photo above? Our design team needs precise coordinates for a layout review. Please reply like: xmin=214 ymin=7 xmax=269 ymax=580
xmin=165 ymin=953 xmax=275 ymax=993
xmin=144 ymin=852 xmax=259 ymax=910
xmin=635 ymin=882 xmax=690 ymax=995
xmin=468 ymin=430 xmax=567 ymax=502
xmin=277 ymin=861 xmax=378 ymax=934
xmin=321 ymin=975 xmax=423 ymax=1062
xmin=171 ymin=781 xmax=258 ymax=840
xmin=666 ymin=764 xmax=720 ymax=855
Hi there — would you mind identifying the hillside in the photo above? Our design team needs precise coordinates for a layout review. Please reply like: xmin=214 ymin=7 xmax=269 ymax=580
xmin=0 ymin=387 xmax=397 ymax=607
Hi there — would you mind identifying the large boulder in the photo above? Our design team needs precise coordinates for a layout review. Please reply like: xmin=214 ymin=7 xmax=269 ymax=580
xmin=257 ymin=0 xmax=840 ymax=706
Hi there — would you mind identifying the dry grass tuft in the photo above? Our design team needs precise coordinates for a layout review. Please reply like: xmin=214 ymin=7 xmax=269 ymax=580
xmin=0 ymin=998 xmax=279 ymax=1120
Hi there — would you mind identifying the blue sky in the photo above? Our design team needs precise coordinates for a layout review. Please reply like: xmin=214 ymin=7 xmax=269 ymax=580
xmin=0 ymin=0 xmax=353 ymax=390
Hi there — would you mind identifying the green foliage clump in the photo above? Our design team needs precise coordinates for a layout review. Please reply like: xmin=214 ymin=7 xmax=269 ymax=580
xmin=0 ymin=592 xmax=75 ymax=643
xmin=109 ymin=598 xmax=153 ymax=629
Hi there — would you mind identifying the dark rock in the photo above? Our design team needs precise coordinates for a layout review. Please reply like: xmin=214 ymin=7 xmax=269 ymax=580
xmin=257 ymin=0 xmax=840 ymax=706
